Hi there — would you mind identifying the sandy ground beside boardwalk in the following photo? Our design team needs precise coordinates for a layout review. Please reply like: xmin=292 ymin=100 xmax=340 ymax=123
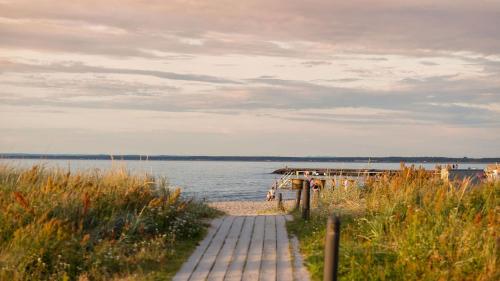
xmin=208 ymin=200 xmax=295 ymax=216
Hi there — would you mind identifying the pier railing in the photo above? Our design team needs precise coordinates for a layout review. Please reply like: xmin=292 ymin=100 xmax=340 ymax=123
xmin=275 ymin=170 xmax=295 ymax=189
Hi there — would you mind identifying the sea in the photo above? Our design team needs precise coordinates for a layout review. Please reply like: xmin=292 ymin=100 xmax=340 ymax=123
xmin=0 ymin=159 xmax=488 ymax=201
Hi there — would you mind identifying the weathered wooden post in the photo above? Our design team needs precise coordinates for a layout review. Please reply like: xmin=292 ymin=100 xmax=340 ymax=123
xmin=311 ymin=179 xmax=324 ymax=208
xmin=295 ymin=189 xmax=302 ymax=210
xmin=324 ymin=215 xmax=341 ymax=281
xmin=301 ymin=179 xmax=310 ymax=220
xmin=316 ymin=179 xmax=326 ymax=190
xmin=277 ymin=193 xmax=284 ymax=211
xmin=292 ymin=179 xmax=303 ymax=210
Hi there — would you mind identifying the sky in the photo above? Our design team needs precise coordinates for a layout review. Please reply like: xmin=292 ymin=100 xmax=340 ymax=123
xmin=1 ymin=0 xmax=499 ymax=157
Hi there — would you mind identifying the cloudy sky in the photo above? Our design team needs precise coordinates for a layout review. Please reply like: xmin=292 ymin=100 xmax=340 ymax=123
xmin=1 ymin=0 xmax=499 ymax=156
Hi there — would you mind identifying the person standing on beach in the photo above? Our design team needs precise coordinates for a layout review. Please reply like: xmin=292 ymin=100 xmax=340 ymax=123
xmin=266 ymin=187 xmax=275 ymax=201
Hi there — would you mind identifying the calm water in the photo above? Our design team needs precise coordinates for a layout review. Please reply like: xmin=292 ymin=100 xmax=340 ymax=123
xmin=0 ymin=159 xmax=488 ymax=201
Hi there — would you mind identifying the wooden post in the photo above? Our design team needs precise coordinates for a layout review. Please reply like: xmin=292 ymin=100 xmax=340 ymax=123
xmin=312 ymin=189 xmax=318 ymax=208
xmin=292 ymin=178 xmax=304 ymax=211
xmin=277 ymin=193 xmax=284 ymax=211
xmin=301 ymin=179 xmax=310 ymax=220
xmin=324 ymin=215 xmax=341 ymax=281
xmin=295 ymin=188 xmax=302 ymax=210
xmin=320 ymin=179 xmax=326 ymax=190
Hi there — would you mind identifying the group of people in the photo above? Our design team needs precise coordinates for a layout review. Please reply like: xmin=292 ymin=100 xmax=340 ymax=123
xmin=266 ymin=173 xmax=321 ymax=201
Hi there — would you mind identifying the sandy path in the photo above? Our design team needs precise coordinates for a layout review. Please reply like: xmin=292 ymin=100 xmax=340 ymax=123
xmin=208 ymin=200 xmax=295 ymax=216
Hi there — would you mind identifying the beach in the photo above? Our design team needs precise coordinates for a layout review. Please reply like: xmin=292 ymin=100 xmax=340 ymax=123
xmin=208 ymin=199 xmax=296 ymax=215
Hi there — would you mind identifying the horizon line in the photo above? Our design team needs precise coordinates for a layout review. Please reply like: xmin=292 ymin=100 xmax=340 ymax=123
xmin=1 ymin=153 xmax=499 ymax=163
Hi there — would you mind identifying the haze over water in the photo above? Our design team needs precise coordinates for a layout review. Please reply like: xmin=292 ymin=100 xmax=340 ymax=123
xmin=1 ymin=159 xmax=488 ymax=201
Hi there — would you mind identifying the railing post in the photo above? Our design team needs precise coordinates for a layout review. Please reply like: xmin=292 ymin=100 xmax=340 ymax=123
xmin=301 ymin=179 xmax=310 ymax=220
xmin=312 ymin=189 xmax=317 ymax=208
xmin=324 ymin=215 xmax=341 ymax=281
xmin=295 ymin=188 xmax=302 ymax=210
xmin=277 ymin=193 xmax=284 ymax=211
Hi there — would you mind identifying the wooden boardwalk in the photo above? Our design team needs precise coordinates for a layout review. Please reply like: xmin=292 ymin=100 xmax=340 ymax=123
xmin=173 ymin=215 xmax=296 ymax=281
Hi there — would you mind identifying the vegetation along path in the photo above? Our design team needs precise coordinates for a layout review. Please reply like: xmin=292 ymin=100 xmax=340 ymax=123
xmin=173 ymin=214 xmax=305 ymax=281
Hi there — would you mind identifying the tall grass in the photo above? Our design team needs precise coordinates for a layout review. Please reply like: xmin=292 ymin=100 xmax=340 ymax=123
xmin=287 ymin=165 xmax=499 ymax=280
xmin=0 ymin=164 xmax=220 ymax=280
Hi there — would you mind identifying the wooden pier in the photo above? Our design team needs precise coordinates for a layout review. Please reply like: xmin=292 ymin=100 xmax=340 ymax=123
xmin=273 ymin=167 xmax=483 ymax=177
xmin=272 ymin=167 xmax=486 ymax=189
xmin=272 ymin=167 xmax=401 ymax=176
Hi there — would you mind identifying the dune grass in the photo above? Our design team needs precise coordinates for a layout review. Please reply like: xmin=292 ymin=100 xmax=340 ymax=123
xmin=287 ymin=165 xmax=499 ymax=280
xmin=0 ymin=164 xmax=221 ymax=280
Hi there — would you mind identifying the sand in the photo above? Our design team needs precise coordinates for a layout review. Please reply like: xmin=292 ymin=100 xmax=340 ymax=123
xmin=208 ymin=200 xmax=296 ymax=216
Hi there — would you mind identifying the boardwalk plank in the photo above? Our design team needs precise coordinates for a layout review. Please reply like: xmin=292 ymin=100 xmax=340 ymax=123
xmin=259 ymin=216 xmax=277 ymax=281
xmin=276 ymin=215 xmax=293 ymax=281
xmin=207 ymin=216 xmax=245 ymax=281
xmin=224 ymin=216 xmax=255 ymax=281
xmin=242 ymin=216 xmax=265 ymax=281
xmin=189 ymin=216 xmax=235 ymax=281
xmin=174 ymin=215 xmax=306 ymax=281
xmin=173 ymin=218 xmax=224 ymax=281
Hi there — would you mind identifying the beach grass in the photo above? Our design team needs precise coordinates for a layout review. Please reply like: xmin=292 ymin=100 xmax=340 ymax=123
xmin=0 ymin=164 xmax=221 ymax=280
xmin=287 ymin=165 xmax=499 ymax=280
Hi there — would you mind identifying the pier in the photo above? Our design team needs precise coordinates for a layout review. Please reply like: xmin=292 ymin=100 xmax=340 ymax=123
xmin=272 ymin=167 xmax=486 ymax=190
xmin=272 ymin=167 xmax=402 ymax=176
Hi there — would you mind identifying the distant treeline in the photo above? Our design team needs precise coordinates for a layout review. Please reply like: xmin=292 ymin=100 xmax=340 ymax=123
xmin=1 ymin=154 xmax=499 ymax=163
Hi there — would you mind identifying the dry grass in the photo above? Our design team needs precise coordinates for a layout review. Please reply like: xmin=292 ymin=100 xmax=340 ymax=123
xmin=288 ymin=165 xmax=499 ymax=280
xmin=0 ymin=164 xmax=220 ymax=280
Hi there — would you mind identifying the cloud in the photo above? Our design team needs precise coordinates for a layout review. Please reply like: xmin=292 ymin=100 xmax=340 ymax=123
xmin=2 ymin=65 xmax=498 ymax=128
xmin=1 ymin=0 xmax=499 ymax=156
xmin=1 ymin=60 xmax=240 ymax=84
xmin=2 ymin=106 xmax=498 ymax=156
xmin=301 ymin=61 xmax=332 ymax=67
xmin=420 ymin=61 xmax=439 ymax=66
xmin=1 ymin=0 xmax=499 ymax=58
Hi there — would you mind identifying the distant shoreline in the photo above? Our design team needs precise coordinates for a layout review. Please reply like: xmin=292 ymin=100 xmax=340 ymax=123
xmin=1 ymin=153 xmax=498 ymax=163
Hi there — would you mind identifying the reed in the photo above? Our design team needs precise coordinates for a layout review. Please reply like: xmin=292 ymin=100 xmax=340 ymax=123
xmin=0 ymin=164 xmax=220 ymax=280
xmin=287 ymin=165 xmax=499 ymax=280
